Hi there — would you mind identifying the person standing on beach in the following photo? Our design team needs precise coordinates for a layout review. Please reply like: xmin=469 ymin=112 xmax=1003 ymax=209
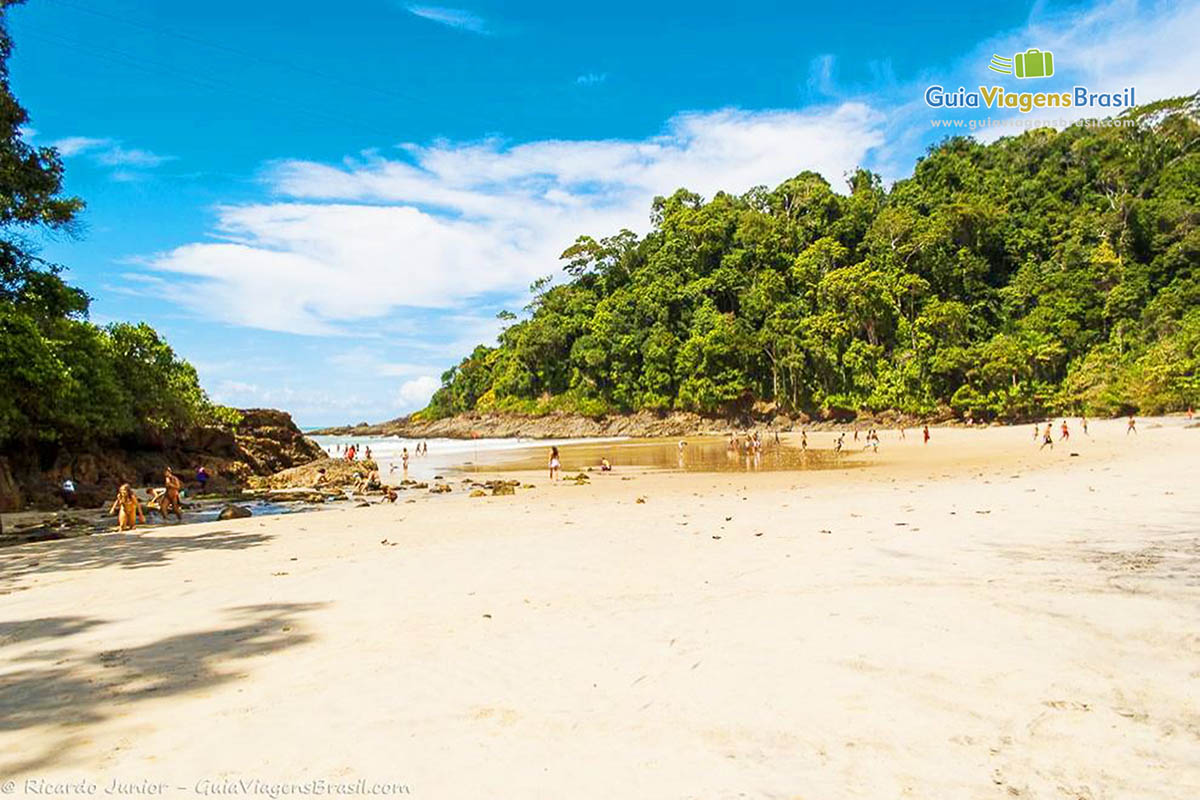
xmin=1060 ymin=420 xmax=1070 ymax=441
xmin=1032 ymin=424 xmax=1040 ymax=443
xmin=195 ymin=465 xmax=210 ymax=494
xmin=163 ymin=468 xmax=183 ymax=521
xmin=401 ymin=448 xmax=410 ymax=475
xmin=365 ymin=446 xmax=372 ymax=461
xmin=922 ymin=425 xmax=930 ymax=444
xmin=549 ymin=446 xmax=561 ymax=481
xmin=1127 ymin=416 xmax=1137 ymax=435
xmin=1080 ymin=415 xmax=1089 ymax=435
xmin=801 ymin=430 xmax=808 ymax=451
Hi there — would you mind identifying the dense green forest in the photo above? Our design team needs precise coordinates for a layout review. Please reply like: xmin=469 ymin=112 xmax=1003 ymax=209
xmin=426 ymin=95 xmax=1200 ymax=421
xmin=0 ymin=0 xmax=232 ymax=450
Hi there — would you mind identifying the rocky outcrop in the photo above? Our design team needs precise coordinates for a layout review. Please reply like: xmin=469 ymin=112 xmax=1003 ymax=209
xmin=251 ymin=457 xmax=378 ymax=490
xmin=0 ymin=408 xmax=324 ymax=512
xmin=232 ymin=409 xmax=326 ymax=474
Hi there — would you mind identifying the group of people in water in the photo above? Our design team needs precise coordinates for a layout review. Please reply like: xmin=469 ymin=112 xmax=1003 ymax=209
xmin=108 ymin=466 xmax=192 ymax=532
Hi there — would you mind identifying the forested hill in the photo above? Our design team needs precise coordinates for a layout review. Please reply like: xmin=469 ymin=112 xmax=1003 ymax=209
xmin=425 ymin=94 xmax=1200 ymax=422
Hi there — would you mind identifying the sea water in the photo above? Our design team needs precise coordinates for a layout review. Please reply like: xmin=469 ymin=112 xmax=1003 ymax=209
xmin=307 ymin=434 xmax=629 ymax=481
xmin=308 ymin=434 xmax=854 ymax=478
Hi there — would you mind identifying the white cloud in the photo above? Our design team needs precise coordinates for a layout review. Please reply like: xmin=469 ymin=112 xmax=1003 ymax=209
xmin=148 ymin=103 xmax=887 ymax=334
xmin=95 ymin=146 xmax=175 ymax=167
xmin=49 ymin=136 xmax=112 ymax=157
xmin=396 ymin=376 xmax=441 ymax=410
xmin=576 ymin=72 xmax=607 ymax=86
xmin=47 ymin=136 xmax=175 ymax=176
xmin=407 ymin=5 xmax=487 ymax=33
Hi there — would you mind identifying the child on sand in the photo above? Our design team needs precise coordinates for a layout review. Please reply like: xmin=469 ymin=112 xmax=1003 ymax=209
xmin=109 ymin=484 xmax=146 ymax=531
xmin=1127 ymin=416 xmax=1137 ymax=434
xmin=922 ymin=425 xmax=930 ymax=444
xmin=1060 ymin=420 xmax=1070 ymax=441
xmin=549 ymin=446 xmax=561 ymax=481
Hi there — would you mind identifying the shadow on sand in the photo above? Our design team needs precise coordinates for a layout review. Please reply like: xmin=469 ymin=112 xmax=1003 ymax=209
xmin=0 ymin=529 xmax=274 ymax=592
xmin=0 ymin=602 xmax=325 ymax=775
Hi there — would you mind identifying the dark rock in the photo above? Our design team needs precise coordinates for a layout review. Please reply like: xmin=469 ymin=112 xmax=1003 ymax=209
xmin=217 ymin=505 xmax=253 ymax=520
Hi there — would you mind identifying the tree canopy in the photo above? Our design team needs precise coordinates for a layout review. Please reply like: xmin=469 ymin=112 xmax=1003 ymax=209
xmin=426 ymin=96 xmax=1200 ymax=421
xmin=0 ymin=0 xmax=232 ymax=449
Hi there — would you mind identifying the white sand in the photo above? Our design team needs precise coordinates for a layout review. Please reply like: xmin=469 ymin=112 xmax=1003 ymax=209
xmin=1 ymin=419 xmax=1197 ymax=799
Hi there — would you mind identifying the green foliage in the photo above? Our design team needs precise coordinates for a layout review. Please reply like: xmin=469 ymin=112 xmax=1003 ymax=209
xmin=425 ymin=95 xmax=1200 ymax=420
xmin=0 ymin=2 xmax=225 ymax=448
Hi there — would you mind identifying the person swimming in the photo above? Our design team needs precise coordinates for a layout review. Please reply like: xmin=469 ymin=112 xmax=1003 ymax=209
xmin=109 ymin=484 xmax=146 ymax=531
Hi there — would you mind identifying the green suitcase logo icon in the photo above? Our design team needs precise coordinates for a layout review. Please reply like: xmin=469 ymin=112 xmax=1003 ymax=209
xmin=1014 ymin=48 xmax=1054 ymax=78
xmin=987 ymin=48 xmax=1055 ymax=78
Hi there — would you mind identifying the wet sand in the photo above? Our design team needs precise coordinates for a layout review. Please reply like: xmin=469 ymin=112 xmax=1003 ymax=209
xmin=1 ymin=419 xmax=1197 ymax=798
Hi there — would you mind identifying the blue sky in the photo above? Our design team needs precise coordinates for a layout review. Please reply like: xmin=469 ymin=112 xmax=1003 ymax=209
xmin=10 ymin=0 xmax=1199 ymax=426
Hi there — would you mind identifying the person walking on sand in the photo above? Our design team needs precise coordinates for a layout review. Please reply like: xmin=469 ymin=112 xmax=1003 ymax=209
xmin=549 ymin=446 xmax=561 ymax=481
xmin=1040 ymin=424 xmax=1054 ymax=450
xmin=922 ymin=424 xmax=930 ymax=444
xmin=1060 ymin=420 xmax=1070 ymax=441
xmin=1127 ymin=416 xmax=1137 ymax=435
xmin=163 ymin=467 xmax=183 ymax=521
xmin=109 ymin=484 xmax=146 ymax=531
xmin=1032 ymin=424 xmax=1040 ymax=443
xmin=801 ymin=430 xmax=808 ymax=451
xmin=1080 ymin=415 xmax=1089 ymax=436
xmin=899 ymin=426 xmax=906 ymax=440
xmin=835 ymin=432 xmax=845 ymax=453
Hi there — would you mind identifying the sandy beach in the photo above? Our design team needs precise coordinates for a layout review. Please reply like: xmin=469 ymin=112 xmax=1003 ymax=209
xmin=1 ymin=419 xmax=1197 ymax=799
